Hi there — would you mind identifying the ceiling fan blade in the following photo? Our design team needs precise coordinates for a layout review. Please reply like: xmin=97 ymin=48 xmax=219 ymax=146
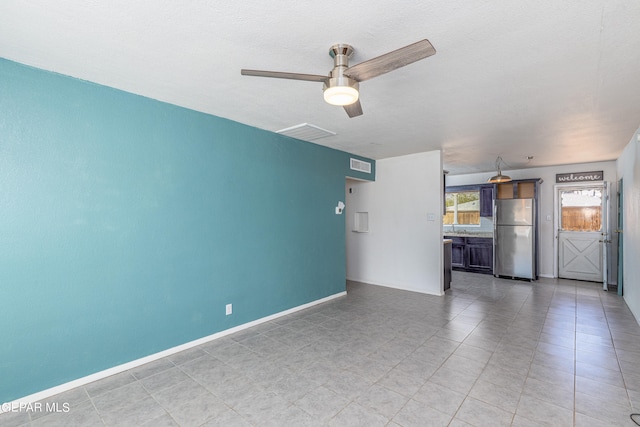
xmin=344 ymin=100 xmax=363 ymax=118
xmin=241 ymin=69 xmax=327 ymax=82
xmin=344 ymin=39 xmax=436 ymax=82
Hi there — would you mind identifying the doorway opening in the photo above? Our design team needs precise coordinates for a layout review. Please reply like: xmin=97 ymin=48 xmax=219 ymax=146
xmin=617 ymin=178 xmax=623 ymax=295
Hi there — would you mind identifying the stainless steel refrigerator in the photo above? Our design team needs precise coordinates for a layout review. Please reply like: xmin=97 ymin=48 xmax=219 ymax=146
xmin=494 ymin=198 xmax=536 ymax=280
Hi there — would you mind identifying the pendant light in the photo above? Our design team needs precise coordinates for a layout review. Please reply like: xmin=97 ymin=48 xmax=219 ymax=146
xmin=487 ymin=156 xmax=512 ymax=183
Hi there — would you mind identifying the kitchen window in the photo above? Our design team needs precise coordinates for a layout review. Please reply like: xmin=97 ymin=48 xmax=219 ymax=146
xmin=444 ymin=191 xmax=480 ymax=225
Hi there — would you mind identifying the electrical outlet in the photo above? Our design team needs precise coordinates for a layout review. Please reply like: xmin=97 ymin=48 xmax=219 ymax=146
xmin=225 ymin=304 xmax=232 ymax=315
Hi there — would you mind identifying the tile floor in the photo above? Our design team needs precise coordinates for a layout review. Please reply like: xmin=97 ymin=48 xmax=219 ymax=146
xmin=2 ymin=272 xmax=640 ymax=426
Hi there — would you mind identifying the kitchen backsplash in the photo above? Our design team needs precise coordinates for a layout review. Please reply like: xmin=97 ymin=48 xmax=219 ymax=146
xmin=443 ymin=216 xmax=494 ymax=234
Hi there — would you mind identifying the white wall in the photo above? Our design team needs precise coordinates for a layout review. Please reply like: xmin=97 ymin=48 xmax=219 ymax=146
xmin=446 ymin=161 xmax=618 ymax=279
xmin=617 ymin=130 xmax=640 ymax=323
xmin=346 ymin=151 xmax=443 ymax=295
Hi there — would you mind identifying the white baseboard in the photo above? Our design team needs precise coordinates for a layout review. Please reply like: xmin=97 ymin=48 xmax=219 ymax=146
xmin=2 ymin=291 xmax=346 ymax=410
xmin=347 ymin=277 xmax=443 ymax=296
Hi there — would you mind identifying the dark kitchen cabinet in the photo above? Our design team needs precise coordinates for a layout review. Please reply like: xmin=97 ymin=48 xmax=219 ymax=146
xmin=466 ymin=237 xmax=493 ymax=273
xmin=444 ymin=240 xmax=452 ymax=291
xmin=445 ymin=236 xmax=493 ymax=274
xmin=450 ymin=237 xmax=465 ymax=269
xmin=479 ymin=185 xmax=494 ymax=217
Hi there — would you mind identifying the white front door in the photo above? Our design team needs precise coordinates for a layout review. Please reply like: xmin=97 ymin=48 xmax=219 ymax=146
xmin=557 ymin=184 xmax=607 ymax=283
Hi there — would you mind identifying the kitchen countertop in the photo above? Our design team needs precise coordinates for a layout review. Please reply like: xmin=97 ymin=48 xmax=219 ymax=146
xmin=444 ymin=232 xmax=493 ymax=238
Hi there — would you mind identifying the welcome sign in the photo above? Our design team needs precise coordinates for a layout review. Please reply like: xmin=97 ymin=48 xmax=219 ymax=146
xmin=556 ymin=171 xmax=603 ymax=183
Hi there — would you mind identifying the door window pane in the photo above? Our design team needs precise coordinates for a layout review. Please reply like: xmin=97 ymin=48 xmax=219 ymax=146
xmin=560 ymin=189 xmax=602 ymax=231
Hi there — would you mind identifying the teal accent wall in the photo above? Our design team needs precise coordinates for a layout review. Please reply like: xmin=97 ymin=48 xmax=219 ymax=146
xmin=0 ymin=58 xmax=375 ymax=402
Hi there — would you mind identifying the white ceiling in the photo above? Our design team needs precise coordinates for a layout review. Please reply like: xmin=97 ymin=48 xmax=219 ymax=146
xmin=1 ymin=1 xmax=639 ymax=174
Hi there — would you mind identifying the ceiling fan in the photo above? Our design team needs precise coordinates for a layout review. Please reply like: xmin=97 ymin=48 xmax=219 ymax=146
xmin=241 ymin=39 xmax=436 ymax=118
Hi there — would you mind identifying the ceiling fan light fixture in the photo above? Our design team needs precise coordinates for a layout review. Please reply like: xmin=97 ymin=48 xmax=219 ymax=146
xmin=324 ymin=86 xmax=359 ymax=106
xmin=323 ymin=76 xmax=359 ymax=106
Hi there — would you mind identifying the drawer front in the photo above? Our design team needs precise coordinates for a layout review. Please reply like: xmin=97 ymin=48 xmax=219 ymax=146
xmin=444 ymin=236 xmax=465 ymax=245
xmin=466 ymin=237 xmax=492 ymax=246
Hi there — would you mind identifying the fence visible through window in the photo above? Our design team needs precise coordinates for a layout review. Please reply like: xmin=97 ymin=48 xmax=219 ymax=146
xmin=443 ymin=191 xmax=480 ymax=225
xmin=560 ymin=189 xmax=602 ymax=232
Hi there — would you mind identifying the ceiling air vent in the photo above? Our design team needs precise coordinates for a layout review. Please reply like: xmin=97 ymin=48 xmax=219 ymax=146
xmin=276 ymin=123 xmax=336 ymax=141
xmin=350 ymin=158 xmax=371 ymax=174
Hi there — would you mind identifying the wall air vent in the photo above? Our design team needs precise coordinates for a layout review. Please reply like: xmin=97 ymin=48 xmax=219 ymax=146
xmin=276 ymin=123 xmax=336 ymax=141
xmin=350 ymin=158 xmax=372 ymax=174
